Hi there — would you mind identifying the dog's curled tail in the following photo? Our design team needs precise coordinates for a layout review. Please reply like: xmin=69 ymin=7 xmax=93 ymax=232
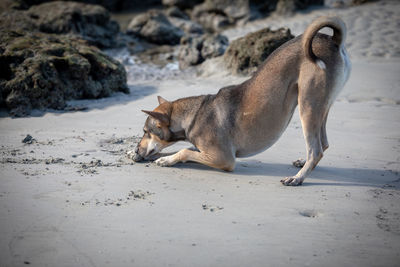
xmin=302 ymin=16 xmax=346 ymax=69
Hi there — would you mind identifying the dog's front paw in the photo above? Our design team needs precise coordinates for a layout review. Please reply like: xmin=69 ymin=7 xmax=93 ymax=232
xmin=155 ymin=155 xmax=175 ymax=167
xmin=127 ymin=150 xmax=143 ymax=162
xmin=280 ymin=177 xmax=304 ymax=186
xmin=127 ymin=150 xmax=134 ymax=158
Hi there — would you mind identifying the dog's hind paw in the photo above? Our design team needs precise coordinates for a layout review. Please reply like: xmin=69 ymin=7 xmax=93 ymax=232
xmin=280 ymin=177 xmax=304 ymax=186
xmin=292 ymin=159 xmax=306 ymax=168
xmin=155 ymin=155 xmax=175 ymax=167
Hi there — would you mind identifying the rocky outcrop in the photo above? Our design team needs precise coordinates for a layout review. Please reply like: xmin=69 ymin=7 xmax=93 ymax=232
xmin=28 ymin=1 xmax=120 ymax=48
xmin=127 ymin=10 xmax=184 ymax=45
xmin=0 ymin=30 xmax=128 ymax=116
xmin=126 ymin=8 xmax=205 ymax=44
xmin=178 ymin=34 xmax=228 ymax=69
xmin=0 ymin=1 xmax=120 ymax=48
xmin=224 ymin=27 xmax=294 ymax=75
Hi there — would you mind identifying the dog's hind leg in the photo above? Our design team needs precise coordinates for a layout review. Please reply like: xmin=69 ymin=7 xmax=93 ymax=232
xmin=155 ymin=148 xmax=236 ymax=172
xmin=282 ymin=112 xmax=324 ymax=185
xmin=320 ymin=112 xmax=329 ymax=151
xmin=292 ymin=111 xmax=329 ymax=169
xmin=282 ymin=72 xmax=330 ymax=185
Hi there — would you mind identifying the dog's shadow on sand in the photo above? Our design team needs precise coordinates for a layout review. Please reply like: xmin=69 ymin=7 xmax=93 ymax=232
xmin=169 ymin=160 xmax=399 ymax=188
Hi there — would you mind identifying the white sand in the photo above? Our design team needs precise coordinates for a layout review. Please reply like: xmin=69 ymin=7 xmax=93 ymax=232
xmin=1 ymin=1 xmax=400 ymax=266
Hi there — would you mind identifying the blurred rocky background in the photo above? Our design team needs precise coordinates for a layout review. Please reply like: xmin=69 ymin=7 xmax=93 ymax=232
xmin=0 ymin=0 xmax=374 ymax=116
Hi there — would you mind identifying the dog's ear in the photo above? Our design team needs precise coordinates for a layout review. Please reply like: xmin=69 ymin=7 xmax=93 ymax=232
xmin=142 ymin=110 xmax=169 ymax=126
xmin=157 ymin=96 xmax=169 ymax=105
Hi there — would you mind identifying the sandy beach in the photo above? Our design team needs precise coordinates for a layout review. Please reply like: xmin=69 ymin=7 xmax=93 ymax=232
xmin=1 ymin=1 xmax=400 ymax=266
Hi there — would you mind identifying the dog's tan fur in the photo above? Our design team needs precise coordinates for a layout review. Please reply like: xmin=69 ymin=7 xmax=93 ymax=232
xmin=128 ymin=16 xmax=351 ymax=186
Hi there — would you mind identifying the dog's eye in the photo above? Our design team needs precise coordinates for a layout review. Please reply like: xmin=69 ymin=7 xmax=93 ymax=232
xmin=143 ymin=129 xmax=151 ymax=138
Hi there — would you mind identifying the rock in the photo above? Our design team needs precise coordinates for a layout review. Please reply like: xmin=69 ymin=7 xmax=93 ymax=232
xmin=201 ymin=34 xmax=229 ymax=59
xmin=162 ymin=0 xmax=203 ymax=9
xmin=127 ymin=10 xmax=184 ymax=45
xmin=178 ymin=33 xmax=228 ymax=69
xmin=275 ymin=0 xmax=324 ymax=16
xmin=275 ymin=0 xmax=296 ymax=15
xmin=0 ymin=0 xmax=26 ymax=12
xmin=22 ymin=134 xmax=35 ymax=144
xmin=0 ymin=10 xmax=33 ymax=32
xmin=198 ymin=0 xmax=249 ymax=20
xmin=178 ymin=36 xmax=203 ymax=69
xmin=249 ymin=0 xmax=279 ymax=17
xmin=165 ymin=6 xmax=190 ymax=19
xmin=165 ymin=6 xmax=204 ymax=34
xmin=224 ymin=27 xmax=294 ymax=75
xmin=91 ymin=0 xmax=161 ymax=12
xmin=192 ymin=0 xmax=250 ymax=32
xmin=192 ymin=12 xmax=230 ymax=32
xmin=0 ymin=1 xmax=120 ymax=48
xmin=168 ymin=16 xmax=203 ymax=34
xmin=350 ymin=0 xmax=378 ymax=6
xmin=6 ymin=0 xmax=162 ymax=12
xmin=0 ymin=30 xmax=128 ymax=116
xmin=28 ymin=1 xmax=120 ymax=48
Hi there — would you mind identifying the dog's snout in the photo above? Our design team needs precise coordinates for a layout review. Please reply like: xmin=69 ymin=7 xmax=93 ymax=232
xmin=130 ymin=144 xmax=144 ymax=162
xmin=132 ymin=150 xmax=143 ymax=162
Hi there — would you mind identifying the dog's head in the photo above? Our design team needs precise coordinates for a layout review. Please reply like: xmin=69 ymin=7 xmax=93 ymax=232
xmin=132 ymin=96 xmax=179 ymax=161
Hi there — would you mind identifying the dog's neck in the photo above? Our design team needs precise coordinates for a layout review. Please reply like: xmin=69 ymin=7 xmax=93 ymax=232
xmin=168 ymin=129 xmax=186 ymax=142
xmin=168 ymin=104 xmax=191 ymax=140
xmin=168 ymin=96 xmax=205 ymax=140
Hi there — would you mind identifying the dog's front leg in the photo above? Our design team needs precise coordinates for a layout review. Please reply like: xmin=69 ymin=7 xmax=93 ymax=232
xmin=155 ymin=148 xmax=235 ymax=172
xmin=155 ymin=148 xmax=194 ymax=167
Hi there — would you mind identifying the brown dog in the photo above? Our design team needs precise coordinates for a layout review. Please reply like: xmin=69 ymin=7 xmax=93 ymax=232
xmin=128 ymin=16 xmax=351 ymax=186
